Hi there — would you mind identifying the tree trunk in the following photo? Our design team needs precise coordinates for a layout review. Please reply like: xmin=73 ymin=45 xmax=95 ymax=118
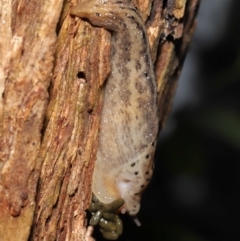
xmin=0 ymin=0 xmax=200 ymax=240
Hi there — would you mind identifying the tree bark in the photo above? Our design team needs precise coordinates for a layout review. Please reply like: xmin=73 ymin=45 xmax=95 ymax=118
xmin=0 ymin=0 xmax=200 ymax=240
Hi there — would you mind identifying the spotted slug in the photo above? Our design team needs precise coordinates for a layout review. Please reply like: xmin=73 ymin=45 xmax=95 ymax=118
xmin=71 ymin=0 xmax=159 ymax=218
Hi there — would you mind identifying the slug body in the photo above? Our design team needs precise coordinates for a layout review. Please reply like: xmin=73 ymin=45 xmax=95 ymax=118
xmin=72 ymin=0 xmax=158 ymax=216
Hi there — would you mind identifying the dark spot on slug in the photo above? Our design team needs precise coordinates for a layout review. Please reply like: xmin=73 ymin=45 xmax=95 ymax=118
xmin=143 ymin=25 xmax=149 ymax=38
xmin=131 ymin=162 xmax=136 ymax=167
xmin=146 ymin=154 xmax=149 ymax=159
xmin=119 ymin=88 xmax=131 ymax=106
xmin=143 ymin=72 xmax=148 ymax=78
xmin=143 ymin=53 xmax=150 ymax=67
xmin=145 ymin=171 xmax=149 ymax=175
xmin=134 ymin=172 xmax=138 ymax=175
xmin=111 ymin=44 xmax=116 ymax=56
xmin=151 ymin=142 xmax=155 ymax=146
xmin=77 ymin=71 xmax=86 ymax=79
xmin=127 ymin=15 xmax=135 ymax=20
xmin=146 ymin=178 xmax=150 ymax=182
xmin=141 ymin=185 xmax=145 ymax=188
xmin=135 ymin=81 xmax=144 ymax=94
xmin=118 ymin=19 xmax=127 ymax=28
xmin=135 ymin=60 xmax=141 ymax=70
xmin=95 ymin=12 xmax=100 ymax=17
xmin=123 ymin=179 xmax=130 ymax=183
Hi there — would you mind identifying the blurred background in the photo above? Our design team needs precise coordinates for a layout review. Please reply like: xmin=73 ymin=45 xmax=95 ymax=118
xmin=141 ymin=0 xmax=240 ymax=240
xmin=96 ymin=0 xmax=240 ymax=240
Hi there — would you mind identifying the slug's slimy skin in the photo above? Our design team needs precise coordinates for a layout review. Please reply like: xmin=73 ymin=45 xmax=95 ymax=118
xmin=71 ymin=0 xmax=158 ymax=224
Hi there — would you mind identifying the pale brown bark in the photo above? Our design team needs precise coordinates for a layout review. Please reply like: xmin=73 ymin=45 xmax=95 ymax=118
xmin=0 ymin=0 xmax=200 ymax=240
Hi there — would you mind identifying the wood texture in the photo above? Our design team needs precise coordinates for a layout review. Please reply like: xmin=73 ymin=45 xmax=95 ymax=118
xmin=0 ymin=0 xmax=63 ymax=240
xmin=0 ymin=0 xmax=200 ymax=240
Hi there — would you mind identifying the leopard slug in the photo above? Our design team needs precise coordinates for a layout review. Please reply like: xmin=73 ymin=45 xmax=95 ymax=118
xmin=71 ymin=0 xmax=159 ymax=218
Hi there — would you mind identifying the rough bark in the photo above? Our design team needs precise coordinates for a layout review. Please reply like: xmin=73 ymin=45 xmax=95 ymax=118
xmin=0 ymin=0 xmax=200 ymax=240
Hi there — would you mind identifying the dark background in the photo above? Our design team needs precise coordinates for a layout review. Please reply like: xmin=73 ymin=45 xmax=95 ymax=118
xmin=95 ymin=0 xmax=240 ymax=240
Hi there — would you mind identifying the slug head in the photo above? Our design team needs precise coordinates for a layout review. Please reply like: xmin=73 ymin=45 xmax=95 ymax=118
xmin=71 ymin=0 xmax=133 ymax=31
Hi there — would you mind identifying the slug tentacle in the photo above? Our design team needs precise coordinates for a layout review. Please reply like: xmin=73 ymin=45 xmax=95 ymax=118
xmin=71 ymin=0 xmax=158 ymax=217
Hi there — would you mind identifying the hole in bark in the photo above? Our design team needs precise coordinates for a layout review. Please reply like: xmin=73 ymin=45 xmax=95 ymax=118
xmin=77 ymin=71 xmax=86 ymax=79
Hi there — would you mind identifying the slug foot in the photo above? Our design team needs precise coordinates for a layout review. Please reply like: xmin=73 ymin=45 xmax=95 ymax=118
xmin=89 ymin=195 xmax=124 ymax=240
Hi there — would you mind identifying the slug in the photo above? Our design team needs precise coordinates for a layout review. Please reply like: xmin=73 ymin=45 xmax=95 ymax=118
xmin=71 ymin=0 xmax=159 ymax=218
